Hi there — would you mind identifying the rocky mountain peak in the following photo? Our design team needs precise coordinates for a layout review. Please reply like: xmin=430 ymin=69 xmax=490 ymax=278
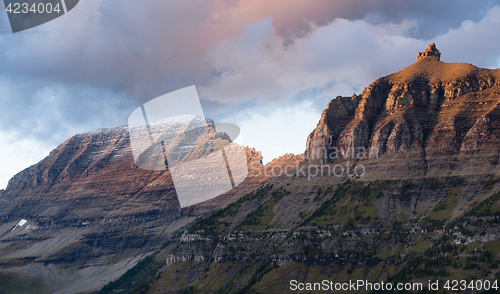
xmin=417 ymin=43 xmax=441 ymax=61
xmin=0 ymin=116 xmax=268 ymax=292
xmin=307 ymin=45 xmax=500 ymax=179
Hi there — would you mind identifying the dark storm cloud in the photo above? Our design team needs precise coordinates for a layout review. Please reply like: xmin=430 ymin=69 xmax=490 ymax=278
xmin=356 ymin=0 xmax=497 ymax=39
xmin=246 ymin=0 xmax=497 ymax=40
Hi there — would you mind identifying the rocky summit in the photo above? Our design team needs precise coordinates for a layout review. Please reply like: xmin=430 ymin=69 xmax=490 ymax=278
xmin=307 ymin=43 xmax=500 ymax=179
xmin=417 ymin=43 xmax=441 ymax=61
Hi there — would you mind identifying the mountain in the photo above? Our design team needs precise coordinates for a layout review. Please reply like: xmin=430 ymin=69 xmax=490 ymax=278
xmin=0 ymin=119 xmax=271 ymax=293
xmin=92 ymin=44 xmax=500 ymax=294
xmin=307 ymin=43 xmax=500 ymax=179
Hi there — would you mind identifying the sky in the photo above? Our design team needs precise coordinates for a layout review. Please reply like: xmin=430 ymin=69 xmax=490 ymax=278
xmin=1 ymin=0 xmax=500 ymax=189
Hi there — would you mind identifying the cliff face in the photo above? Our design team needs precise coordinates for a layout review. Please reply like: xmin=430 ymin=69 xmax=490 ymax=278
xmin=306 ymin=44 xmax=500 ymax=178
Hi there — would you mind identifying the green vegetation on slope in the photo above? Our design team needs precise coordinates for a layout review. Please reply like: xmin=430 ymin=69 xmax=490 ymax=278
xmin=390 ymin=191 xmax=500 ymax=288
xmin=425 ymin=177 xmax=444 ymax=190
xmin=302 ymin=180 xmax=386 ymax=228
xmin=94 ymin=242 xmax=173 ymax=294
xmin=187 ymin=184 xmax=274 ymax=238
xmin=0 ymin=272 xmax=49 ymax=294
xmin=483 ymin=176 xmax=499 ymax=191
xmin=314 ymin=185 xmax=334 ymax=201
xmin=239 ymin=186 xmax=290 ymax=229
xmin=422 ymin=187 xmax=460 ymax=230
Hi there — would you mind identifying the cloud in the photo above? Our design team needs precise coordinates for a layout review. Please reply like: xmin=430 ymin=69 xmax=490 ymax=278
xmin=0 ymin=79 xmax=135 ymax=144
xmin=435 ymin=5 xmax=500 ymax=67
xmin=0 ymin=0 xmax=496 ymax=103
xmin=0 ymin=130 xmax=54 ymax=189
xmin=203 ymin=5 xmax=500 ymax=107
xmin=222 ymin=101 xmax=322 ymax=163
xmin=200 ymin=0 xmax=497 ymax=41
xmin=200 ymin=17 xmax=419 ymax=107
